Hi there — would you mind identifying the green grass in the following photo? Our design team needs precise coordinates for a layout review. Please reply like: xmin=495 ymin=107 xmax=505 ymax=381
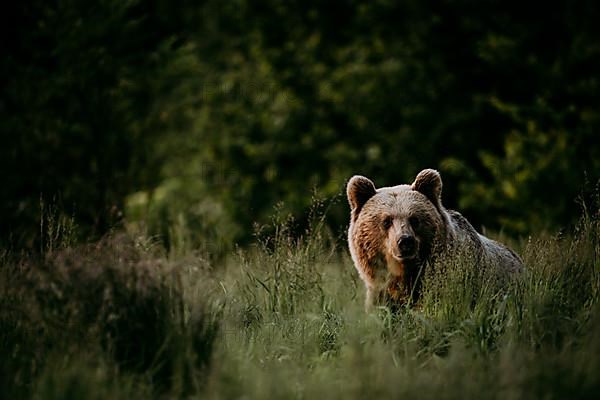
xmin=1 ymin=212 xmax=599 ymax=399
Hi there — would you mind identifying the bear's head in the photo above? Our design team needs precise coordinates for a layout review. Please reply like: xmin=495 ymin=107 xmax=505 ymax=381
xmin=347 ymin=169 xmax=448 ymax=298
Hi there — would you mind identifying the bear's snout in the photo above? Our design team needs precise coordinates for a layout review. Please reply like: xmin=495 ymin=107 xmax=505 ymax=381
xmin=398 ymin=235 xmax=417 ymax=258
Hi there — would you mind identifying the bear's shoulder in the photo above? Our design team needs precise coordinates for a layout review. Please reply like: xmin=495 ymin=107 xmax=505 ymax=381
xmin=446 ymin=209 xmax=482 ymax=246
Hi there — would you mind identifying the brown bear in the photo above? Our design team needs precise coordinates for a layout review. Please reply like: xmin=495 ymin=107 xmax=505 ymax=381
xmin=347 ymin=168 xmax=522 ymax=309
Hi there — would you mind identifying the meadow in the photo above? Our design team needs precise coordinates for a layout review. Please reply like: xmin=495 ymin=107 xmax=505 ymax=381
xmin=4 ymin=2 xmax=600 ymax=399
xmin=1 ymin=208 xmax=599 ymax=400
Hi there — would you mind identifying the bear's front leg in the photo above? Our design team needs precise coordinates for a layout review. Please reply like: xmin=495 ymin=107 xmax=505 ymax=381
xmin=365 ymin=274 xmax=411 ymax=312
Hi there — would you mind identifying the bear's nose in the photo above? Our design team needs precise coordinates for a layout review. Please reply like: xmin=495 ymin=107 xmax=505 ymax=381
xmin=398 ymin=235 xmax=416 ymax=255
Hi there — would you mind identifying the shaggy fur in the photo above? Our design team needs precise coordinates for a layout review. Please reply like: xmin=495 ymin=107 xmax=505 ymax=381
xmin=347 ymin=169 xmax=522 ymax=309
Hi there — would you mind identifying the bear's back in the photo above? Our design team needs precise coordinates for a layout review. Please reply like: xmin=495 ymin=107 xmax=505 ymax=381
xmin=446 ymin=209 xmax=523 ymax=272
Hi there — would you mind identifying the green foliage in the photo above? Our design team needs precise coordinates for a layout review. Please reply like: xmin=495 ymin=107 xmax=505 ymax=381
xmin=126 ymin=0 xmax=600 ymax=245
xmin=3 ymin=0 xmax=599 ymax=249
xmin=1 ymin=0 xmax=183 ymax=246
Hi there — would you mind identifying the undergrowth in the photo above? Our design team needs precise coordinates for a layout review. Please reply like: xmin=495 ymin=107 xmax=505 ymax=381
xmin=1 ymin=210 xmax=599 ymax=399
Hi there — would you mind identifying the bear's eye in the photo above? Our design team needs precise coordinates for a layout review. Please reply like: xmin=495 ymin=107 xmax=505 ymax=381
xmin=409 ymin=216 xmax=420 ymax=229
xmin=382 ymin=216 xmax=393 ymax=230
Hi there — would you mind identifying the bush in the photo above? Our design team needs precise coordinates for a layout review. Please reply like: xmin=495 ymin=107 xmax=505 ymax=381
xmin=0 ymin=234 xmax=219 ymax=398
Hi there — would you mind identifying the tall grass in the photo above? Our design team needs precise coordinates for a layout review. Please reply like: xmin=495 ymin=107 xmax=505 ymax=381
xmin=0 ymin=233 xmax=219 ymax=399
xmin=1 ymin=210 xmax=599 ymax=399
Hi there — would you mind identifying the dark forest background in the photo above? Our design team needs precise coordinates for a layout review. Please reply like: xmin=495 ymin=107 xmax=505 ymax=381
xmin=2 ymin=0 xmax=599 ymax=252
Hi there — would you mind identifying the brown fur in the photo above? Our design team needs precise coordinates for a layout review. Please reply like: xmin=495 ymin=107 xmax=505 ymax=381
xmin=347 ymin=169 xmax=522 ymax=310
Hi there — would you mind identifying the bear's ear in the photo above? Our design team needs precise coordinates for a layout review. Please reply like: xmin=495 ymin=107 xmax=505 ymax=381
xmin=347 ymin=175 xmax=377 ymax=220
xmin=412 ymin=169 xmax=443 ymax=208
